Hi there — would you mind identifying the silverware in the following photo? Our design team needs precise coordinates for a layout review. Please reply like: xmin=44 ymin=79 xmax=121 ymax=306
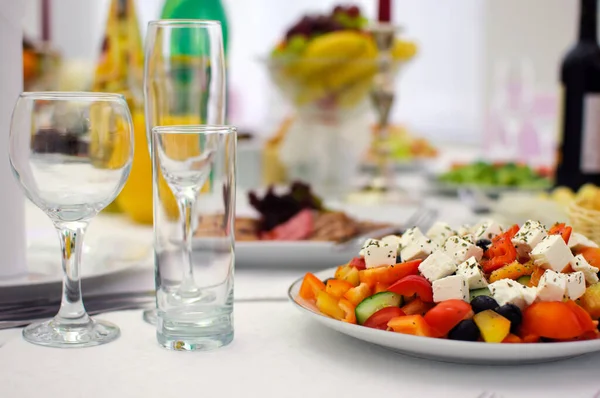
xmin=334 ymin=207 xmax=438 ymax=251
xmin=0 ymin=295 xmax=290 ymax=330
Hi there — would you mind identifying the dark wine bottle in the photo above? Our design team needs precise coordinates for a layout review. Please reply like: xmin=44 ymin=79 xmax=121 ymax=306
xmin=555 ymin=0 xmax=600 ymax=190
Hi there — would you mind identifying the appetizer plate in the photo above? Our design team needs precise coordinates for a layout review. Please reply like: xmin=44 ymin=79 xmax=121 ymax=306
xmin=0 ymin=236 xmax=150 ymax=288
xmin=193 ymin=202 xmax=420 ymax=269
xmin=427 ymin=174 xmax=551 ymax=198
xmin=194 ymin=239 xmax=357 ymax=269
xmin=288 ymin=267 xmax=600 ymax=365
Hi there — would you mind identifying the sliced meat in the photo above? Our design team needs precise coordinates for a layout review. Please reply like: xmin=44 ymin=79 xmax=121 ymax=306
xmin=261 ymin=209 xmax=314 ymax=241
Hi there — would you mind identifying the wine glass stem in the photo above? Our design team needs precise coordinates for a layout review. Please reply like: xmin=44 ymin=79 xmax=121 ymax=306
xmin=178 ymin=196 xmax=196 ymax=290
xmin=54 ymin=221 xmax=89 ymax=325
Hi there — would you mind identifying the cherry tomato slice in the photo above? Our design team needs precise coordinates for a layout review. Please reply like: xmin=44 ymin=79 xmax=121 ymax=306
xmin=363 ymin=307 xmax=406 ymax=330
xmin=424 ymin=300 xmax=473 ymax=337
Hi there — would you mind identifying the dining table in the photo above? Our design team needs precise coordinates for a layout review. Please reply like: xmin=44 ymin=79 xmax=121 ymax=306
xmin=1 ymin=145 xmax=598 ymax=398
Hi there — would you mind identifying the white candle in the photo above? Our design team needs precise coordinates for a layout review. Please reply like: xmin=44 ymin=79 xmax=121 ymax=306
xmin=0 ymin=1 xmax=27 ymax=278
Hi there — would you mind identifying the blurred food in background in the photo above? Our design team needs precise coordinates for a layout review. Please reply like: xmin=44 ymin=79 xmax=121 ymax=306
xmin=263 ymin=4 xmax=419 ymax=193
xmin=438 ymin=161 xmax=552 ymax=189
xmin=22 ymin=37 xmax=61 ymax=91
xmin=364 ymin=124 xmax=437 ymax=165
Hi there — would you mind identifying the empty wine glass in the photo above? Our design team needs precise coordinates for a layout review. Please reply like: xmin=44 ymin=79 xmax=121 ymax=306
xmin=9 ymin=92 xmax=134 ymax=348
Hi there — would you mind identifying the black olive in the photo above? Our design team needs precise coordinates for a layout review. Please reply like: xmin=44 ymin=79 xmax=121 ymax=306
xmin=395 ymin=254 xmax=402 ymax=263
xmin=494 ymin=304 xmax=522 ymax=332
xmin=540 ymin=337 xmax=554 ymax=343
xmin=470 ymin=295 xmax=499 ymax=314
xmin=476 ymin=239 xmax=492 ymax=250
xmin=448 ymin=319 xmax=480 ymax=341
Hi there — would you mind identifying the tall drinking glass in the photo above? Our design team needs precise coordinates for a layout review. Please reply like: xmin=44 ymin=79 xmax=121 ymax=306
xmin=143 ymin=20 xmax=226 ymax=325
xmin=153 ymin=125 xmax=236 ymax=351
xmin=9 ymin=92 xmax=133 ymax=347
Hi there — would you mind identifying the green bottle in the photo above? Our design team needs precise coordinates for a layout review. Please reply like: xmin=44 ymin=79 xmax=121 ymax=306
xmin=160 ymin=0 xmax=229 ymax=55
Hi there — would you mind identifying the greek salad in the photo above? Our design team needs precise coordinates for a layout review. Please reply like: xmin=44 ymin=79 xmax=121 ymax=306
xmin=297 ymin=219 xmax=600 ymax=343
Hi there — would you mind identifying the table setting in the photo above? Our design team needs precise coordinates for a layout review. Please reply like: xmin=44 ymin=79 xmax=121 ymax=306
xmin=4 ymin=0 xmax=600 ymax=397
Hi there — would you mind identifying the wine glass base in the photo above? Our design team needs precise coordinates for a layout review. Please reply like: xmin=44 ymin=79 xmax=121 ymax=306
xmin=22 ymin=317 xmax=120 ymax=348
xmin=143 ymin=308 xmax=158 ymax=326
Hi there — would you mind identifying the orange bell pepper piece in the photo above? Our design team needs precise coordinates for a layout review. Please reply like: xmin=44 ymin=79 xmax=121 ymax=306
xmin=502 ymin=334 xmax=523 ymax=344
xmin=528 ymin=266 xmax=545 ymax=287
xmin=374 ymin=282 xmax=390 ymax=294
xmin=565 ymin=300 xmax=596 ymax=333
xmin=343 ymin=283 xmax=372 ymax=306
xmin=325 ymin=279 xmax=354 ymax=299
xmin=358 ymin=260 xmax=422 ymax=286
xmin=401 ymin=297 xmax=435 ymax=316
xmin=299 ymin=273 xmax=325 ymax=300
xmin=338 ymin=298 xmax=357 ymax=324
xmin=387 ymin=315 xmax=436 ymax=337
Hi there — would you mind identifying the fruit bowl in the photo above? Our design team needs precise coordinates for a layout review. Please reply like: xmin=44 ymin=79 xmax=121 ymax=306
xmin=261 ymin=5 xmax=417 ymax=196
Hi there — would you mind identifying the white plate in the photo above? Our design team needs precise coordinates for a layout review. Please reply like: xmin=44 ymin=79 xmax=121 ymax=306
xmin=288 ymin=267 xmax=600 ymax=365
xmin=0 ymin=234 xmax=151 ymax=288
xmin=193 ymin=202 xmax=419 ymax=268
xmin=193 ymin=239 xmax=356 ymax=269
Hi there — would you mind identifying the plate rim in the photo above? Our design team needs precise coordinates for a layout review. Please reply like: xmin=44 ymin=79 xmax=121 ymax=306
xmin=288 ymin=266 xmax=600 ymax=356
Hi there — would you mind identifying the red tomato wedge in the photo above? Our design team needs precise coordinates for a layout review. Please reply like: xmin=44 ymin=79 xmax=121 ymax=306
xmin=348 ymin=257 xmax=366 ymax=271
xmin=358 ymin=260 xmax=422 ymax=286
xmin=424 ymin=300 xmax=473 ymax=337
xmin=363 ymin=307 xmax=406 ymax=330
xmin=565 ymin=300 xmax=595 ymax=333
xmin=387 ymin=315 xmax=437 ymax=337
xmin=548 ymin=223 xmax=573 ymax=244
xmin=576 ymin=247 xmax=600 ymax=269
xmin=387 ymin=275 xmax=434 ymax=303
xmin=521 ymin=302 xmax=584 ymax=339
xmin=299 ymin=273 xmax=325 ymax=300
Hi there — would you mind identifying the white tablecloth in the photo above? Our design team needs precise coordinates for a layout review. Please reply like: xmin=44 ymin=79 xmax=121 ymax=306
xmin=4 ymin=156 xmax=589 ymax=398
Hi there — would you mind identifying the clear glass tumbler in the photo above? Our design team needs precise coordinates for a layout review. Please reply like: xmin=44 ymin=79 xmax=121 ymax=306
xmin=153 ymin=125 xmax=236 ymax=351
xmin=9 ymin=92 xmax=133 ymax=348
xmin=143 ymin=20 xmax=226 ymax=326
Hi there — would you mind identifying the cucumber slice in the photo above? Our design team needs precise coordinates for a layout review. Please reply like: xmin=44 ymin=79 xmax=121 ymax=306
xmin=517 ymin=276 xmax=531 ymax=285
xmin=469 ymin=287 xmax=492 ymax=301
xmin=355 ymin=292 xmax=403 ymax=325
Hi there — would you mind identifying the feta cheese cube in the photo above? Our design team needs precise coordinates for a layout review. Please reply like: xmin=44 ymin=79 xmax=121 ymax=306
xmin=456 ymin=257 xmax=488 ymax=289
xmin=462 ymin=234 xmax=476 ymax=244
xmin=568 ymin=232 xmax=599 ymax=250
xmin=400 ymin=236 xmax=438 ymax=261
xmin=565 ymin=271 xmax=586 ymax=300
xmin=473 ymin=219 xmax=504 ymax=241
xmin=537 ymin=269 xmax=567 ymax=302
xmin=359 ymin=238 xmax=380 ymax=257
xmin=363 ymin=243 xmax=397 ymax=269
xmin=457 ymin=224 xmax=472 ymax=237
xmin=570 ymin=254 xmax=600 ymax=284
xmin=399 ymin=227 xmax=425 ymax=248
xmin=418 ymin=250 xmax=457 ymax=282
xmin=432 ymin=275 xmax=469 ymax=303
xmin=530 ymin=235 xmax=575 ymax=272
xmin=426 ymin=222 xmax=457 ymax=245
xmin=520 ymin=285 xmax=538 ymax=306
xmin=380 ymin=235 xmax=402 ymax=255
xmin=488 ymin=279 xmax=526 ymax=309
xmin=443 ymin=236 xmax=484 ymax=263
xmin=511 ymin=220 xmax=548 ymax=257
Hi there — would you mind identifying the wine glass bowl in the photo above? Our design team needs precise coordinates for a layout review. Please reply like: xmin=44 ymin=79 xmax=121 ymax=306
xmin=9 ymin=92 xmax=134 ymax=348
